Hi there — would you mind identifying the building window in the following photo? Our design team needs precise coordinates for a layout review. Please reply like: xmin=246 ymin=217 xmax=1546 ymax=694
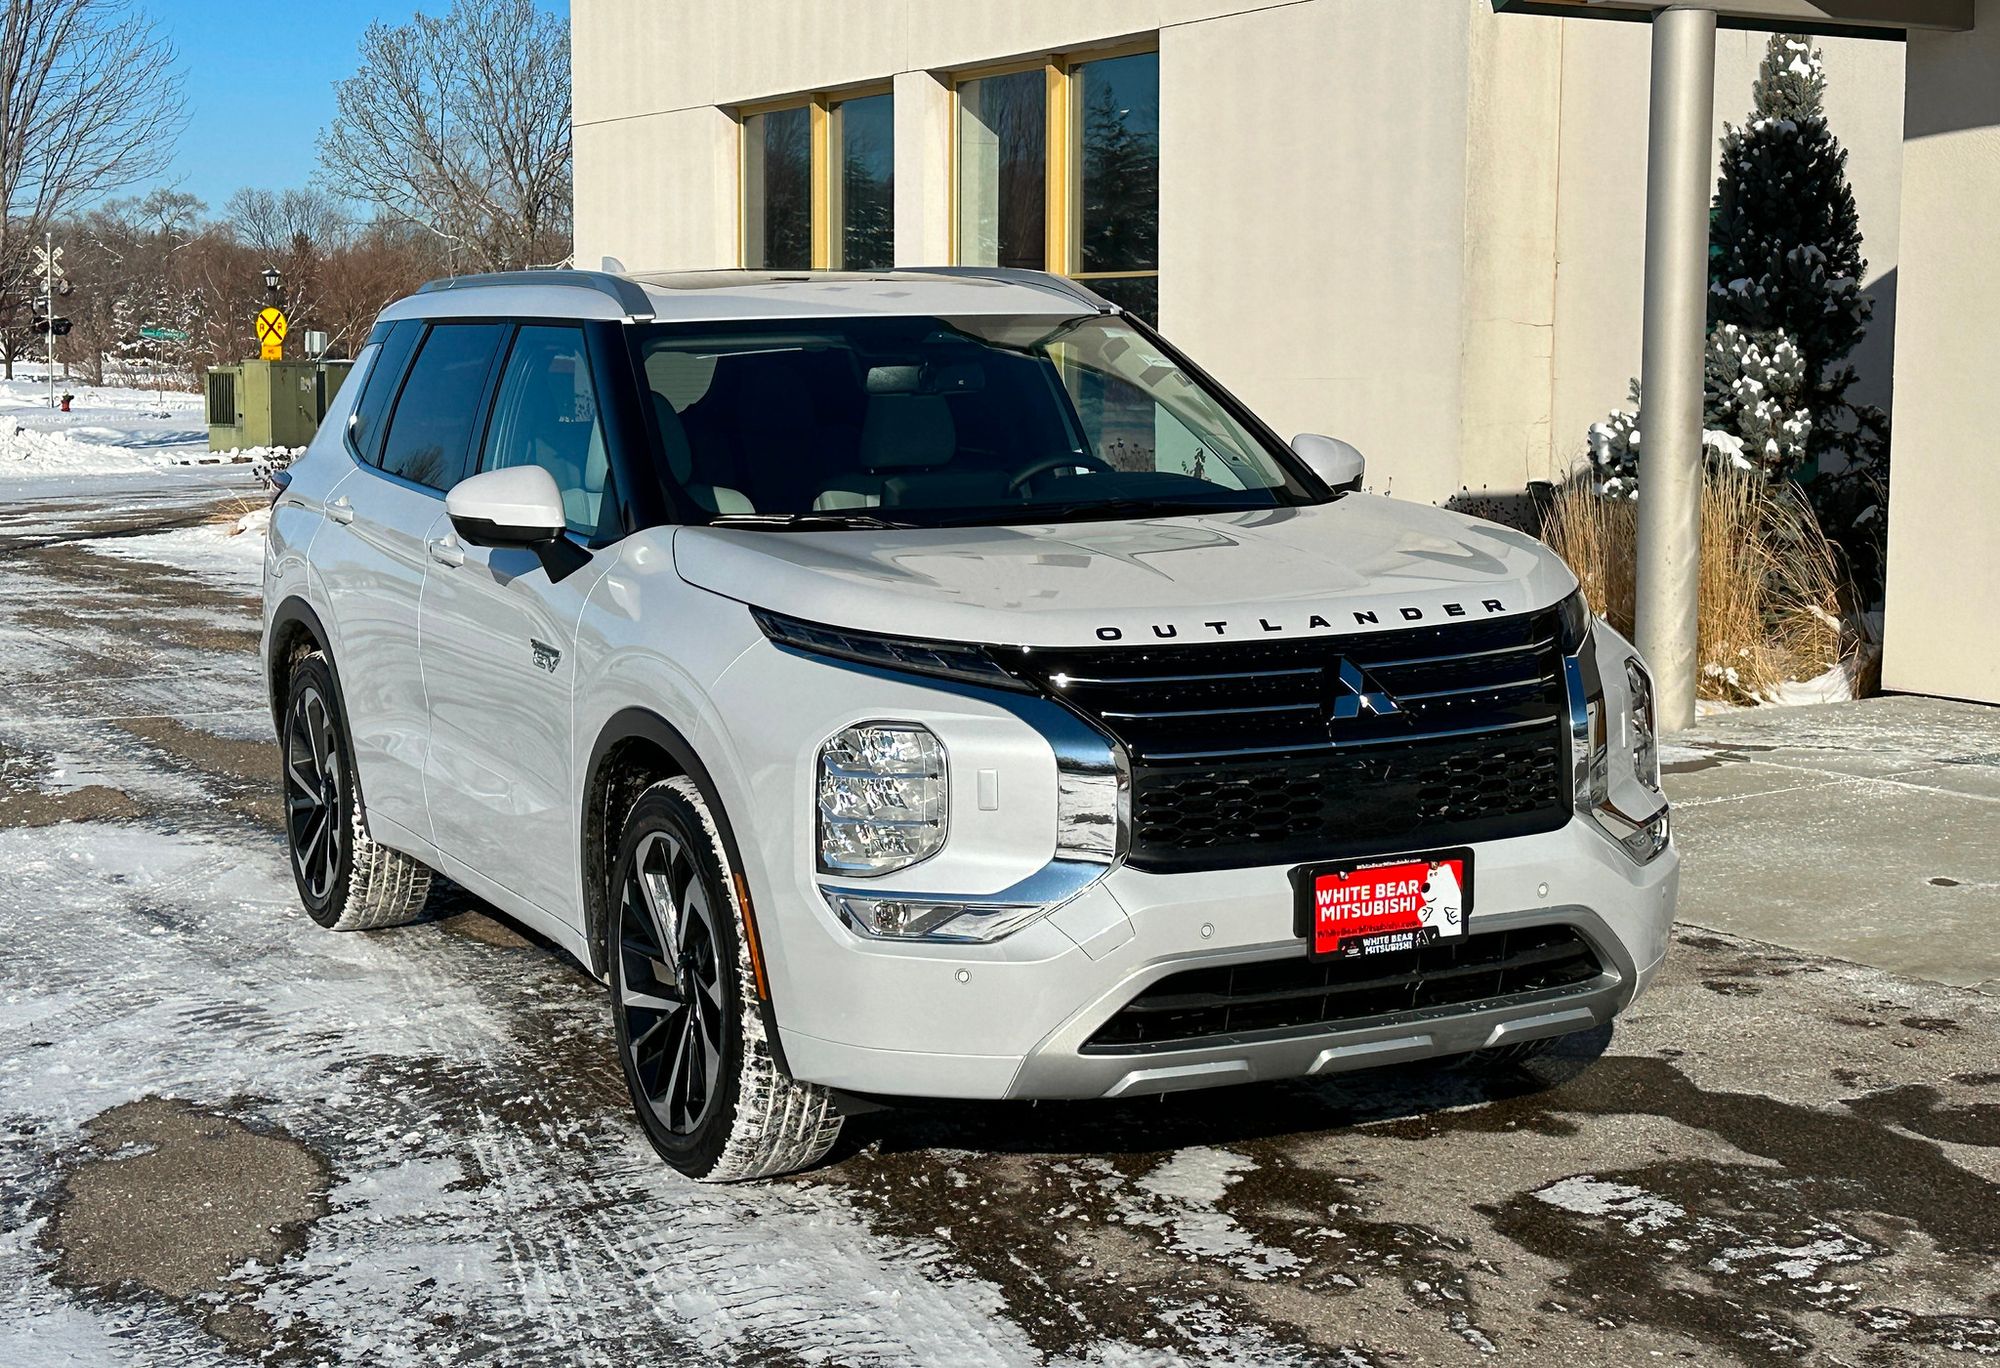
xmin=956 ymin=67 xmax=1047 ymax=270
xmin=953 ymin=42 xmax=1159 ymax=322
xmin=1071 ymin=50 xmax=1159 ymax=322
xmin=831 ymin=91 xmax=895 ymax=270
xmin=742 ymin=104 xmax=812 ymax=269
xmin=741 ymin=90 xmax=895 ymax=271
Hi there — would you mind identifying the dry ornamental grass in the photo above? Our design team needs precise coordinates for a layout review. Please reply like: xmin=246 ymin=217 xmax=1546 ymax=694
xmin=1542 ymin=466 xmax=1849 ymax=704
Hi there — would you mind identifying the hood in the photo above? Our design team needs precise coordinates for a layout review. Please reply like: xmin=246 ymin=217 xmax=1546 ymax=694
xmin=672 ymin=495 xmax=1578 ymax=649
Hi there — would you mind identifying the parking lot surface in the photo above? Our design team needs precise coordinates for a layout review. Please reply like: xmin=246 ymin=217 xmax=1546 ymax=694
xmin=2 ymin=481 xmax=1995 ymax=1366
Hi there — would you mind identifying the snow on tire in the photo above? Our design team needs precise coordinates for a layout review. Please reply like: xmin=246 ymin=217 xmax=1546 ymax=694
xmin=608 ymin=776 xmax=842 ymax=1182
xmin=283 ymin=650 xmax=431 ymax=932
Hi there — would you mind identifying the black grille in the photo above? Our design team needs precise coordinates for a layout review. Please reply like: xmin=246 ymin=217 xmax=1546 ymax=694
xmin=206 ymin=370 xmax=237 ymax=425
xmin=1084 ymin=925 xmax=1605 ymax=1052
xmin=999 ymin=609 xmax=1572 ymax=871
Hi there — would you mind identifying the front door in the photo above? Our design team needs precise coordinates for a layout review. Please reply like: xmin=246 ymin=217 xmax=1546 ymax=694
xmin=420 ymin=325 xmax=619 ymax=926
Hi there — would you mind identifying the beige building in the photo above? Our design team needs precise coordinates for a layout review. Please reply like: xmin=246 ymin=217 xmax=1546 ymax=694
xmin=572 ymin=0 xmax=1997 ymax=705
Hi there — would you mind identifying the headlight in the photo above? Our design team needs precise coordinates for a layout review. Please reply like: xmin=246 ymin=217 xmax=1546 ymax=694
xmin=1626 ymin=657 xmax=1660 ymax=793
xmin=817 ymin=723 xmax=947 ymax=876
xmin=757 ymin=609 xmax=1033 ymax=693
xmin=1567 ymin=649 xmax=1670 ymax=865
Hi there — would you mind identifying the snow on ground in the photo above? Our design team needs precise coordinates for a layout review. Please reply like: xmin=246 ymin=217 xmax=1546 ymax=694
xmin=77 ymin=506 xmax=269 ymax=592
xmin=0 ymin=369 xmax=292 ymax=481
xmin=0 ymin=822 xmax=1274 ymax=1368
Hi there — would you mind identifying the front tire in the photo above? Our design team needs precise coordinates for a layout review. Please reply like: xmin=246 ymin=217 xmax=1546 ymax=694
xmin=282 ymin=651 xmax=431 ymax=931
xmin=607 ymin=777 xmax=842 ymax=1181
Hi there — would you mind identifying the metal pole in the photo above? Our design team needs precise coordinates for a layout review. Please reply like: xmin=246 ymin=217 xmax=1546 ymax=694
xmin=1635 ymin=5 xmax=1716 ymax=734
xmin=44 ymin=232 xmax=54 ymax=411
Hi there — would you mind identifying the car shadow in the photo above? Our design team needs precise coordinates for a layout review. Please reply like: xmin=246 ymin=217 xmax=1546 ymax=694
xmin=829 ymin=1023 xmax=1615 ymax=1165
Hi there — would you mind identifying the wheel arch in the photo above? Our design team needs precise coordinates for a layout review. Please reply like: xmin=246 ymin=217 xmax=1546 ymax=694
xmin=582 ymin=707 xmax=791 ymax=1076
xmin=268 ymin=596 xmax=375 ymax=833
xmin=266 ymin=595 xmax=333 ymax=733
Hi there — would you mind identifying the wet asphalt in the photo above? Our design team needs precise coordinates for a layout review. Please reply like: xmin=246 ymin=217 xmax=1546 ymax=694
xmin=0 ymin=481 xmax=1994 ymax=1367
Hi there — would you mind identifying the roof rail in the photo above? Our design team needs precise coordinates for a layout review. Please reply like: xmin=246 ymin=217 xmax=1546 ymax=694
xmin=894 ymin=266 xmax=1113 ymax=313
xmin=414 ymin=269 xmax=656 ymax=321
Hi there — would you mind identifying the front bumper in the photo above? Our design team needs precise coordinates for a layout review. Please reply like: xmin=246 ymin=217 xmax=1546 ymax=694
xmin=774 ymin=816 xmax=1678 ymax=1100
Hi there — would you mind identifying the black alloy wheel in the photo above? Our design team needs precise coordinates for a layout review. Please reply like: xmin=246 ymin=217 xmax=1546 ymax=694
xmin=285 ymin=679 xmax=345 ymax=906
xmin=617 ymin=828 xmax=729 ymax=1136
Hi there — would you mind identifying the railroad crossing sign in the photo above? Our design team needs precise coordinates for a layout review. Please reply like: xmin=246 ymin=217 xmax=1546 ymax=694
xmin=255 ymin=306 xmax=288 ymax=361
xmin=33 ymin=243 xmax=65 ymax=285
xmin=139 ymin=325 xmax=189 ymax=342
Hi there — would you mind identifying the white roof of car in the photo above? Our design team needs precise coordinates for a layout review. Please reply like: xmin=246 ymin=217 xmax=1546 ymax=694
xmin=376 ymin=268 xmax=1108 ymax=326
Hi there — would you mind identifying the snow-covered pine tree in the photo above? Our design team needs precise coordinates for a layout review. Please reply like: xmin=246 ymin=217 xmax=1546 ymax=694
xmin=1707 ymin=33 xmax=1871 ymax=470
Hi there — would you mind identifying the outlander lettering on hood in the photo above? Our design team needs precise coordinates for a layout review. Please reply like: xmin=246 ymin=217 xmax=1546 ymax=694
xmin=1091 ymin=597 xmax=1509 ymax=642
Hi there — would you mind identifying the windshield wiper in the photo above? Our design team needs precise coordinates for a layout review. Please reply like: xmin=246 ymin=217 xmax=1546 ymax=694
xmin=997 ymin=497 xmax=1255 ymax=525
xmin=707 ymin=511 xmax=919 ymax=531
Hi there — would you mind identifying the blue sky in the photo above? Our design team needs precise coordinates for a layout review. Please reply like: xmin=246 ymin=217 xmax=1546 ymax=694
xmin=143 ymin=0 xmax=566 ymax=213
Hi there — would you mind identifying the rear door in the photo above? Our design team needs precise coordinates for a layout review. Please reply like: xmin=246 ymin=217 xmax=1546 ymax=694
xmin=317 ymin=319 xmax=506 ymax=852
xmin=418 ymin=324 xmax=621 ymax=926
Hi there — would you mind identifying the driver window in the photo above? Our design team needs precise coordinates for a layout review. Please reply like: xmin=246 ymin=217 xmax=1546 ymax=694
xmin=1048 ymin=335 xmax=1254 ymax=490
xmin=481 ymin=326 xmax=609 ymax=537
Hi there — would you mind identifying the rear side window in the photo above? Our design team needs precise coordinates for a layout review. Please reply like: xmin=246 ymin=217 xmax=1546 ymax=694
xmin=377 ymin=323 xmax=507 ymax=490
xmin=347 ymin=321 xmax=421 ymax=465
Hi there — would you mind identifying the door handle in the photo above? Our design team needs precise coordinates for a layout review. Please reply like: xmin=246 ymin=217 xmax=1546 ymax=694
xmin=326 ymin=496 xmax=355 ymax=525
xmin=427 ymin=535 xmax=465 ymax=568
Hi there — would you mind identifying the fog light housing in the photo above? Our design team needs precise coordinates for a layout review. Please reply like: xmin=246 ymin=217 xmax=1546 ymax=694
xmin=826 ymin=891 xmax=1048 ymax=943
xmin=817 ymin=723 xmax=946 ymax=876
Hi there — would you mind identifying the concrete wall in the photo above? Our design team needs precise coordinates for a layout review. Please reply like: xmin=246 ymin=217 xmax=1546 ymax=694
xmin=1161 ymin=1 xmax=1473 ymax=503
xmin=1542 ymin=22 xmax=1907 ymax=479
xmin=571 ymin=0 xmax=1907 ymax=506
xmin=1882 ymin=1 xmax=2000 ymax=705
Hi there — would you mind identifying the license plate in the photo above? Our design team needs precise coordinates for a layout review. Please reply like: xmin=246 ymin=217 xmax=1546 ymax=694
xmin=1291 ymin=848 xmax=1474 ymax=959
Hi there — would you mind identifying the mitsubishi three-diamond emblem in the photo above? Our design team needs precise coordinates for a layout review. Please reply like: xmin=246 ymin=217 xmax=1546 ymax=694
xmin=1330 ymin=658 xmax=1402 ymax=719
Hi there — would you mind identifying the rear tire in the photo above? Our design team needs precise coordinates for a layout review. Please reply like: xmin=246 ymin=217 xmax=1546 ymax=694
xmin=607 ymin=777 xmax=842 ymax=1181
xmin=283 ymin=651 xmax=431 ymax=932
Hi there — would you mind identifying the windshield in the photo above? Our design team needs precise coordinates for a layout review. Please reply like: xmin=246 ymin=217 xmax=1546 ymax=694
xmin=630 ymin=313 xmax=1324 ymax=528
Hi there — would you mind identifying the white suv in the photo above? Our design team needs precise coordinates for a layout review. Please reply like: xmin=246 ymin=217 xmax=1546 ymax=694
xmin=263 ymin=268 xmax=1676 ymax=1180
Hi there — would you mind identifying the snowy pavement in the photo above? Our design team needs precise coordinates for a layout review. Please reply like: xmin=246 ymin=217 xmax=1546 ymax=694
xmin=0 ymin=481 xmax=1996 ymax=1366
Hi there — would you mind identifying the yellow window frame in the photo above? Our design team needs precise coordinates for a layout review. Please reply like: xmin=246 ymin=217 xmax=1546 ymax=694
xmin=948 ymin=36 xmax=1159 ymax=296
xmin=738 ymin=82 xmax=894 ymax=270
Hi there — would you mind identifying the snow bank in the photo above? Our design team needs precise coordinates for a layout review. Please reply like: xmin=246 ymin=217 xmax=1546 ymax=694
xmin=0 ymin=375 xmax=204 ymax=475
xmin=78 ymin=506 xmax=269 ymax=592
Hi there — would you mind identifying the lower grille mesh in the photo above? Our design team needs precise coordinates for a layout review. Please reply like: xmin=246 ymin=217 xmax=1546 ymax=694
xmin=1083 ymin=925 xmax=1604 ymax=1052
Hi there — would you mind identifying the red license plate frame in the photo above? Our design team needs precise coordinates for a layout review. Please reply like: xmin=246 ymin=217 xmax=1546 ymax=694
xmin=1290 ymin=848 xmax=1475 ymax=960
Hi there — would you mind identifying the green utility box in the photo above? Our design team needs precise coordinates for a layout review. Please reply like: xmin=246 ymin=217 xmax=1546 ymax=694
xmin=206 ymin=359 xmax=354 ymax=452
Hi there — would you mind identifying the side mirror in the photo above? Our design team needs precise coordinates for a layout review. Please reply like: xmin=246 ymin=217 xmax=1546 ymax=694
xmin=447 ymin=465 xmax=566 ymax=547
xmin=445 ymin=465 xmax=588 ymax=581
xmin=1291 ymin=434 xmax=1366 ymax=493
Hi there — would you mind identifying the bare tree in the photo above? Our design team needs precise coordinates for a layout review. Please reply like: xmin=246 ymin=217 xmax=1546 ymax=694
xmin=224 ymin=186 xmax=353 ymax=262
xmin=0 ymin=0 xmax=184 ymax=376
xmin=318 ymin=0 xmax=571 ymax=274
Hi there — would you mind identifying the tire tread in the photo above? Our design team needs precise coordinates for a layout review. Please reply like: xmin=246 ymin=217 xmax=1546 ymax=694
xmin=290 ymin=650 xmax=432 ymax=933
xmin=650 ymin=776 xmax=842 ymax=1182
